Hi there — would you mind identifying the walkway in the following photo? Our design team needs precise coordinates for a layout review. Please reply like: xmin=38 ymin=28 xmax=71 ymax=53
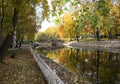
xmin=0 ymin=48 xmax=47 ymax=84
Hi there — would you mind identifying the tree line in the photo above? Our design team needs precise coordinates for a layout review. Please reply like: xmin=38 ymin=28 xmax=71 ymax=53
xmin=55 ymin=0 xmax=120 ymax=41
xmin=0 ymin=0 xmax=49 ymax=62
xmin=35 ymin=0 xmax=120 ymax=42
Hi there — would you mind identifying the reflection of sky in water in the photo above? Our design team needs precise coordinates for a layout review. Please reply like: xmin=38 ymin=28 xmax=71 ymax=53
xmin=37 ymin=47 xmax=120 ymax=84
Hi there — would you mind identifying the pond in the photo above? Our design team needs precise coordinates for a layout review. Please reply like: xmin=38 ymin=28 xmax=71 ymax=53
xmin=36 ymin=46 xmax=120 ymax=84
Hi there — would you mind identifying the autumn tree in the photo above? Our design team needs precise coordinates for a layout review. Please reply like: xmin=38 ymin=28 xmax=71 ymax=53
xmin=17 ymin=4 xmax=37 ymax=47
xmin=56 ymin=13 xmax=75 ymax=40
xmin=45 ymin=26 xmax=57 ymax=39
xmin=0 ymin=0 xmax=14 ymax=62
xmin=63 ymin=13 xmax=75 ymax=40
xmin=0 ymin=0 xmax=50 ymax=62
xmin=111 ymin=0 xmax=120 ymax=38
xmin=0 ymin=0 xmax=4 ymax=41
xmin=57 ymin=24 xmax=66 ymax=39
xmin=93 ymin=0 xmax=112 ymax=40
xmin=35 ymin=32 xmax=48 ymax=42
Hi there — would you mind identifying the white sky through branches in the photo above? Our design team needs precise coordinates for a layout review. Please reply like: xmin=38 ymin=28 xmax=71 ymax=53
xmin=36 ymin=0 xmax=55 ymax=32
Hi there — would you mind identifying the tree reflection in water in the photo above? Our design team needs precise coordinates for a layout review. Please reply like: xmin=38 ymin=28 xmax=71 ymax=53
xmin=37 ymin=47 xmax=120 ymax=84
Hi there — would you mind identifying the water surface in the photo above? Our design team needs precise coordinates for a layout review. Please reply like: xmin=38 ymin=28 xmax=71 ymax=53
xmin=37 ymin=47 xmax=120 ymax=84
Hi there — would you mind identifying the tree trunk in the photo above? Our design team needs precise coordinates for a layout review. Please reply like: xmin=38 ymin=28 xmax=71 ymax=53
xmin=19 ymin=36 xmax=24 ymax=48
xmin=96 ymin=28 xmax=100 ymax=41
xmin=75 ymin=28 xmax=79 ymax=42
xmin=11 ymin=8 xmax=19 ymax=58
xmin=0 ymin=0 xmax=5 ymax=41
xmin=19 ymin=27 xmax=26 ymax=48
xmin=69 ymin=30 xmax=72 ymax=41
xmin=0 ymin=34 xmax=13 ymax=62
xmin=108 ymin=28 xmax=112 ymax=39
xmin=11 ymin=29 xmax=16 ymax=58
xmin=115 ymin=16 xmax=118 ymax=38
xmin=115 ymin=29 xmax=118 ymax=38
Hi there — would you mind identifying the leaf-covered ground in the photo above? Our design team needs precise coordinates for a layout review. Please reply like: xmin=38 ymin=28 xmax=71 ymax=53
xmin=0 ymin=48 xmax=47 ymax=84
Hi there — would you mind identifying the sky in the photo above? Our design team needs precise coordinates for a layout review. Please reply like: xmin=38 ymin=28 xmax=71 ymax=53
xmin=38 ymin=19 xmax=55 ymax=32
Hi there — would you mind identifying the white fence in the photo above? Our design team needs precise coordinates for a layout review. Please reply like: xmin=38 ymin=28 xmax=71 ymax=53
xmin=30 ymin=47 xmax=64 ymax=84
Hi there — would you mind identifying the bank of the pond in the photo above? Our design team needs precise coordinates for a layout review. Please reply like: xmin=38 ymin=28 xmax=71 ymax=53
xmin=34 ymin=42 xmax=64 ymax=50
xmin=64 ymin=40 xmax=120 ymax=53
xmin=0 ymin=48 xmax=47 ymax=84
xmin=33 ymin=40 xmax=120 ymax=84
xmin=39 ymin=54 xmax=76 ymax=84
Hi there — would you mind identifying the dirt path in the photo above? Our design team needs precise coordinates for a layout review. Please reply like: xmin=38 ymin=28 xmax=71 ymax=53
xmin=0 ymin=48 xmax=47 ymax=84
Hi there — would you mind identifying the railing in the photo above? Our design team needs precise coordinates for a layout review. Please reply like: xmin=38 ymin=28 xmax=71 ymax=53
xmin=30 ymin=47 xmax=64 ymax=84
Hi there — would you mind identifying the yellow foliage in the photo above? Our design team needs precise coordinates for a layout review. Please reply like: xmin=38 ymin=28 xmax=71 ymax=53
xmin=45 ymin=26 xmax=57 ymax=35
xmin=62 ymin=13 xmax=73 ymax=25
xmin=56 ymin=24 xmax=66 ymax=38
xmin=34 ymin=32 xmax=42 ymax=41
xmin=57 ymin=13 xmax=75 ymax=39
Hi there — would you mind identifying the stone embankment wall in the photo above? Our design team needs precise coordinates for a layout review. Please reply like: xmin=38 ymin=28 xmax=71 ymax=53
xmin=30 ymin=47 xmax=64 ymax=84
xmin=65 ymin=41 xmax=120 ymax=53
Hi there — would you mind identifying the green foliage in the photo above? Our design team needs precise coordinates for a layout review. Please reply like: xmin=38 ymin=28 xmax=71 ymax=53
xmin=41 ymin=0 xmax=50 ymax=20
xmin=56 ymin=13 xmax=75 ymax=40
xmin=0 ymin=0 xmax=51 ymax=42
xmin=53 ymin=0 xmax=120 ymax=40
xmin=96 ymin=0 xmax=111 ymax=16
xmin=35 ymin=32 xmax=49 ymax=42
xmin=35 ymin=27 xmax=58 ymax=42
